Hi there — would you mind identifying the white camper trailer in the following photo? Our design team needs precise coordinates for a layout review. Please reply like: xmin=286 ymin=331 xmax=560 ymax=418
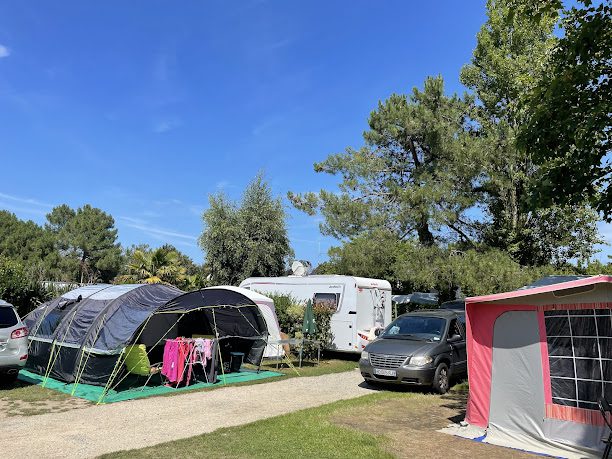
xmin=239 ymin=275 xmax=392 ymax=353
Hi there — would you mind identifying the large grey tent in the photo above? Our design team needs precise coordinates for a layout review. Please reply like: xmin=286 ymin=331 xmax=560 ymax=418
xmin=24 ymin=284 xmax=269 ymax=388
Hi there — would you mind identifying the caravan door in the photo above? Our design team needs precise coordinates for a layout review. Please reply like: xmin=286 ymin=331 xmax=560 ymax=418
xmin=313 ymin=292 xmax=354 ymax=351
xmin=356 ymin=287 xmax=388 ymax=330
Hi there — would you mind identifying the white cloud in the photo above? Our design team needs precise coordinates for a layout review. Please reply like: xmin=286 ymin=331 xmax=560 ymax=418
xmin=0 ymin=191 xmax=53 ymax=218
xmin=153 ymin=117 xmax=181 ymax=133
xmin=119 ymin=216 xmax=197 ymax=242
xmin=0 ymin=44 xmax=10 ymax=59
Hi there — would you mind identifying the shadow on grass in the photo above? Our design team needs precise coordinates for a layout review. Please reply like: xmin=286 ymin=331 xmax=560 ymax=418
xmin=0 ymin=378 xmax=33 ymax=392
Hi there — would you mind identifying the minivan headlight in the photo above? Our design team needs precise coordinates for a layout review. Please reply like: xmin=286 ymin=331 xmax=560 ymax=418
xmin=361 ymin=350 xmax=369 ymax=360
xmin=409 ymin=355 xmax=433 ymax=366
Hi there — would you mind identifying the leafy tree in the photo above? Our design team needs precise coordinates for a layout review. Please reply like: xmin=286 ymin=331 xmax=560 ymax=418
xmin=0 ymin=257 xmax=50 ymax=316
xmin=115 ymin=246 xmax=187 ymax=287
xmin=199 ymin=193 xmax=244 ymax=286
xmin=392 ymin=244 xmax=566 ymax=301
xmin=0 ymin=211 xmax=59 ymax=278
xmin=517 ymin=1 xmax=612 ymax=217
xmin=238 ymin=175 xmax=293 ymax=278
xmin=289 ymin=76 xmax=482 ymax=247
xmin=199 ymin=175 xmax=293 ymax=285
xmin=46 ymin=204 xmax=122 ymax=283
xmin=322 ymin=231 xmax=401 ymax=286
xmin=460 ymin=0 xmax=601 ymax=266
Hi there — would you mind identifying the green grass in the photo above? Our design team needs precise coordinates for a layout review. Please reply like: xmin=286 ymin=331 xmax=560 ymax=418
xmin=101 ymin=381 xmax=468 ymax=459
xmin=0 ymin=380 xmax=72 ymax=404
xmin=451 ymin=380 xmax=469 ymax=392
xmin=258 ymin=358 xmax=359 ymax=378
xmin=0 ymin=379 xmax=81 ymax=416
xmin=101 ymin=393 xmax=398 ymax=459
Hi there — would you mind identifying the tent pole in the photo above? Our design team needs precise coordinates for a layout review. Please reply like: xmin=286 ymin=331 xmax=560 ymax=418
xmin=97 ymin=348 xmax=127 ymax=405
xmin=97 ymin=313 xmax=172 ymax=403
xmin=27 ymin=304 xmax=56 ymax=353
xmin=258 ymin=334 xmax=269 ymax=374
xmin=41 ymin=305 xmax=81 ymax=387
xmin=211 ymin=308 xmax=226 ymax=385
xmin=105 ymin=313 xmax=185 ymax=397
xmin=71 ymin=307 xmax=120 ymax=395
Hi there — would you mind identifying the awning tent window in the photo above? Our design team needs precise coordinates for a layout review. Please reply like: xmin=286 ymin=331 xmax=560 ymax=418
xmin=545 ymin=308 xmax=612 ymax=410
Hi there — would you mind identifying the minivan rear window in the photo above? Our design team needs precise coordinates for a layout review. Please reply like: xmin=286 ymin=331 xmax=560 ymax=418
xmin=0 ymin=307 xmax=18 ymax=328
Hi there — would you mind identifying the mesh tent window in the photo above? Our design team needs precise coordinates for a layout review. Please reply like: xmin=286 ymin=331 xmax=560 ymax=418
xmin=545 ymin=308 xmax=612 ymax=410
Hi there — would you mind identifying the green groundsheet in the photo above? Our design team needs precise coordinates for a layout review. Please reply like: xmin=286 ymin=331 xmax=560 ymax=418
xmin=18 ymin=368 xmax=284 ymax=403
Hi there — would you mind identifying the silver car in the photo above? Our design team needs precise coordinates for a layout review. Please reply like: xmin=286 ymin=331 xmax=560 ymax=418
xmin=0 ymin=300 xmax=28 ymax=383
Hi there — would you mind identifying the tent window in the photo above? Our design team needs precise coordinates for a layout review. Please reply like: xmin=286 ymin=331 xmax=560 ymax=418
xmin=545 ymin=308 xmax=612 ymax=410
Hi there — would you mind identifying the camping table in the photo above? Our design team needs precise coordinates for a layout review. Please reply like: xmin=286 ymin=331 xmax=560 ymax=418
xmin=268 ymin=338 xmax=321 ymax=368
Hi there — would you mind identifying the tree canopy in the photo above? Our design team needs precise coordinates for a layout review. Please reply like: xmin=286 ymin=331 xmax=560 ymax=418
xmin=46 ymin=204 xmax=122 ymax=283
xmin=289 ymin=76 xmax=483 ymax=247
xmin=289 ymin=0 xmax=606 ymax=298
xmin=518 ymin=0 xmax=612 ymax=218
xmin=115 ymin=245 xmax=188 ymax=288
xmin=200 ymin=174 xmax=293 ymax=285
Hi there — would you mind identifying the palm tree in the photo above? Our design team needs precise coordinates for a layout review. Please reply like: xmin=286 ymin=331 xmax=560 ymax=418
xmin=116 ymin=248 xmax=187 ymax=287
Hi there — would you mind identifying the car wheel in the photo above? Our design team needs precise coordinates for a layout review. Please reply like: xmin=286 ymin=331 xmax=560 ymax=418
xmin=433 ymin=363 xmax=449 ymax=394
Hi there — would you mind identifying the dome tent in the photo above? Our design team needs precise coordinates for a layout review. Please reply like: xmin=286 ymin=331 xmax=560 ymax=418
xmin=24 ymin=284 xmax=270 ymax=392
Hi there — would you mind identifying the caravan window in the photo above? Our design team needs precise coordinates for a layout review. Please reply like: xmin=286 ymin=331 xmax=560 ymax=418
xmin=545 ymin=308 xmax=612 ymax=410
xmin=313 ymin=293 xmax=339 ymax=312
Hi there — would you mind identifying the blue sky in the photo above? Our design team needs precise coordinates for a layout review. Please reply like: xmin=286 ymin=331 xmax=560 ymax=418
xmin=0 ymin=1 xmax=609 ymax=265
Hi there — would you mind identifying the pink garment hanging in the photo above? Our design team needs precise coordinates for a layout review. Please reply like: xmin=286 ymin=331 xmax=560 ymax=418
xmin=163 ymin=337 xmax=214 ymax=386
xmin=204 ymin=339 xmax=213 ymax=361
xmin=161 ymin=339 xmax=180 ymax=383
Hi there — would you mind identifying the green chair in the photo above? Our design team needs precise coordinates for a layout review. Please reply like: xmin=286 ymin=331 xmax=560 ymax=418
xmin=124 ymin=344 xmax=162 ymax=388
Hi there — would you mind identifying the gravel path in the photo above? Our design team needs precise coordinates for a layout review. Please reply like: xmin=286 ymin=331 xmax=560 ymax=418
xmin=1 ymin=370 xmax=370 ymax=458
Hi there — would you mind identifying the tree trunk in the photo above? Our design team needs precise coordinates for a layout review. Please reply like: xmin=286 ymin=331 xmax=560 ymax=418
xmin=416 ymin=214 xmax=435 ymax=246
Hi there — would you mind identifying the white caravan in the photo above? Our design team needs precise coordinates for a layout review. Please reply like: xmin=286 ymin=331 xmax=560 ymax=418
xmin=239 ymin=275 xmax=392 ymax=353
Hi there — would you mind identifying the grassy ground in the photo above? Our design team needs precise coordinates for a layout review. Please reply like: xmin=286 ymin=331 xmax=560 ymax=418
xmin=101 ymin=382 xmax=532 ymax=459
xmin=0 ymin=357 xmax=357 ymax=416
xmin=0 ymin=378 xmax=89 ymax=417
xmin=102 ymin=393 xmax=395 ymax=459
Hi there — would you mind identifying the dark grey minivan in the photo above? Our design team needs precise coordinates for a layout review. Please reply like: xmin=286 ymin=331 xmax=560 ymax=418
xmin=359 ymin=309 xmax=466 ymax=393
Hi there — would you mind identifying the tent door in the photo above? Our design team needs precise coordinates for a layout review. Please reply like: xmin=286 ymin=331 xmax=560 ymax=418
xmin=488 ymin=310 xmax=545 ymax=438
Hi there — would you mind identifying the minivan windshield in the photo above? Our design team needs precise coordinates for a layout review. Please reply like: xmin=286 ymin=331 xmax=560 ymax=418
xmin=0 ymin=307 xmax=18 ymax=328
xmin=382 ymin=316 xmax=446 ymax=341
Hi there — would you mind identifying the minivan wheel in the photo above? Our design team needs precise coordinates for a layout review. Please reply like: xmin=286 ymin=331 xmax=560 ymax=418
xmin=433 ymin=363 xmax=449 ymax=394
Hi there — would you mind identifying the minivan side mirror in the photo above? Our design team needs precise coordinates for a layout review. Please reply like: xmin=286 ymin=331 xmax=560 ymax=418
xmin=448 ymin=334 xmax=462 ymax=343
xmin=374 ymin=328 xmax=383 ymax=337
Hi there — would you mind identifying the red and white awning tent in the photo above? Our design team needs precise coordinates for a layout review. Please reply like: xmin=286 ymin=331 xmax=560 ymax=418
xmin=464 ymin=275 xmax=612 ymax=458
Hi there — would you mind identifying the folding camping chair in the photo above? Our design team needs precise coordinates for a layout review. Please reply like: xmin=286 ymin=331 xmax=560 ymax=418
xmin=598 ymin=397 xmax=612 ymax=459
xmin=124 ymin=344 xmax=163 ymax=389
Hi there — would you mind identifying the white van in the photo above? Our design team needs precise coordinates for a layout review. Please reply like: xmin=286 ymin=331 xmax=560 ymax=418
xmin=239 ymin=275 xmax=392 ymax=353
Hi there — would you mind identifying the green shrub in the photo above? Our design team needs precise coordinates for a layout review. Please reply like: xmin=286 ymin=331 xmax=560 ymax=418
xmin=0 ymin=257 xmax=50 ymax=316
xmin=262 ymin=291 xmax=333 ymax=351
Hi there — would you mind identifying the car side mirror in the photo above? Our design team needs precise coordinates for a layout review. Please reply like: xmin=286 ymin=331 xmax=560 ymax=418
xmin=374 ymin=328 xmax=383 ymax=337
xmin=448 ymin=334 xmax=462 ymax=343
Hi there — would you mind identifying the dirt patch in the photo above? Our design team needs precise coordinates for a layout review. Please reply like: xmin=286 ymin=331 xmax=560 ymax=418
xmin=332 ymin=388 xmax=533 ymax=459
xmin=0 ymin=380 xmax=90 ymax=418
xmin=0 ymin=397 xmax=89 ymax=417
